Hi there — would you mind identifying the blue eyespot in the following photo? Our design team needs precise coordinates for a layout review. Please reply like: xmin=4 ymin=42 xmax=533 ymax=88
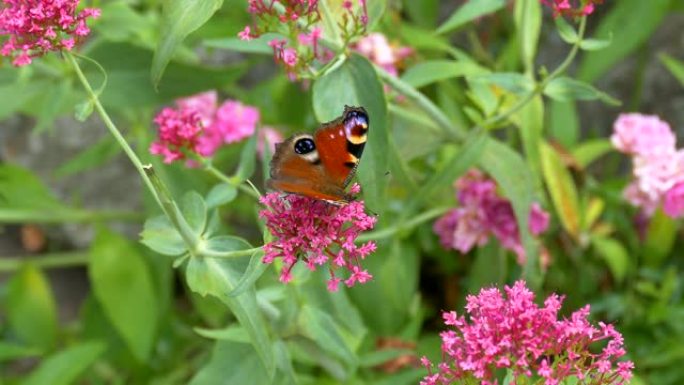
xmin=294 ymin=138 xmax=316 ymax=154
xmin=344 ymin=109 xmax=369 ymax=130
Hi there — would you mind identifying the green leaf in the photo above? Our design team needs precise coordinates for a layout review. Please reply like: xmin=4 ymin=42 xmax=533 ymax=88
xmin=74 ymin=99 xmax=94 ymax=122
xmin=0 ymin=164 xmax=63 ymax=210
xmin=231 ymin=131 xmax=258 ymax=184
xmin=186 ymin=256 xmax=275 ymax=377
xmin=469 ymin=242 xmax=507 ymax=294
xmin=402 ymin=0 xmax=438 ymax=27
xmin=5 ymin=264 xmax=57 ymax=350
xmin=228 ymin=249 xmax=269 ymax=297
xmin=90 ymin=228 xmax=158 ymax=362
xmin=470 ymin=73 xmax=535 ymax=94
xmin=205 ymin=184 xmax=238 ymax=209
xmin=513 ymin=94 xmax=544 ymax=184
xmin=514 ymin=0 xmax=542 ymax=70
xmin=540 ymin=142 xmax=580 ymax=239
xmin=151 ymin=0 xmax=223 ymax=86
xmin=436 ymin=0 xmax=505 ymax=34
xmin=140 ymin=215 xmax=186 ymax=256
xmin=591 ymin=236 xmax=629 ymax=284
xmin=480 ymin=139 xmax=539 ymax=285
xmin=55 ymin=137 xmax=120 ymax=178
xmin=643 ymin=208 xmax=677 ymax=267
xmin=577 ymin=0 xmax=671 ymax=82
xmin=544 ymin=77 xmax=621 ymax=105
xmin=87 ymin=43 xmax=243 ymax=110
xmin=204 ymin=33 xmax=282 ymax=55
xmin=181 ymin=191 xmax=207 ymax=238
xmin=548 ymin=100 xmax=579 ymax=147
xmin=312 ymin=54 xmax=389 ymax=212
xmin=571 ymin=139 xmax=613 ymax=168
xmin=0 ymin=342 xmax=41 ymax=362
xmin=403 ymin=130 xmax=487 ymax=217
xmin=189 ymin=341 xmax=270 ymax=385
xmin=194 ymin=325 xmax=251 ymax=343
xmin=660 ymin=53 xmax=684 ymax=86
xmin=298 ymin=305 xmax=356 ymax=366
xmin=202 ymin=235 xmax=252 ymax=255
xmin=22 ymin=341 xmax=106 ymax=385
xmin=400 ymin=60 xmax=488 ymax=88
xmin=579 ymin=35 xmax=613 ymax=51
xmin=554 ymin=16 xmax=578 ymax=44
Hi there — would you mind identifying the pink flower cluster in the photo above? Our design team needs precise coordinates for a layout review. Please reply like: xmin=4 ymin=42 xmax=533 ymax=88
xmin=433 ymin=169 xmax=550 ymax=265
xmin=239 ymin=0 xmax=367 ymax=80
xmin=150 ymin=91 xmax=261 ymax=164
xmin=259 ymin=185 xmax=377 ymax=291
xmin=353 ymin=33 xmax=413 ymax=77
xmin=0 ymin=0 xmax=100 ymax=66
xmin=541 ymin=0 xmax=603 ymax=18
xmin=611 ymin=113 xmax=684 ymax=218
xmin=421 ymin=281 xmax=634 ymax=385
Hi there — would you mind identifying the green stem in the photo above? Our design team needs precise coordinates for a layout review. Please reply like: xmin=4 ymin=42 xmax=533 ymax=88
xmin=0 ymin=252 xmax=89 ymax=272
xmin=65 ymin=52 xmax=162 ymax=209
xmin=375 ymin=66 xmax=466 ymax=142
xmin=357 ymin=206 xmax=452 ymax=242
xmin=480 ymin=16 xmax=587 ymax=128
xmin=199 ymin=246 xmax=263 ymax=259
xmin=201 ymin=161 xmax=261 ymax=200
xmin=0 ymin=209 xmax=142 ymax=223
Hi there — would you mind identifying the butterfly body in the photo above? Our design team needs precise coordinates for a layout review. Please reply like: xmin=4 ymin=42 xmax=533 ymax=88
xmin=267 ymin=106 xmax=369 ymax=203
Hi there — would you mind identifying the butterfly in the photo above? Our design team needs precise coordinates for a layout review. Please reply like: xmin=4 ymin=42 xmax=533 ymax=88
xmin=267 ymin=106 xmax=369 ymax=203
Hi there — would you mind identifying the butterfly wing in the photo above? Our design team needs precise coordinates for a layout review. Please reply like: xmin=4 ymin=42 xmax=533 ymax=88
xmin=267 ymin=106 xmax=369 ymax=202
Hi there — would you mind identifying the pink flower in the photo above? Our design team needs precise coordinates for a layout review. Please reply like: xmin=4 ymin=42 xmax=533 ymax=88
xmin=541 ymin=0 xmax=603 ymax=18
xmin=257 ymin=126 xmax=283 ymax=157
xmin=611 ymin=114 xmax=684 ymax=218
xmin=237 ymin=25 xmax=252 ymax=41
xmin=150 ymin=107 xmax=203 ymax=164
xmin=259 ymin=185 xmax=377 ymax=290
xmin=0 ymin=0 xmax=100 ymax=66
xmin=353 ymin=33 xmax=413 ymax=77
xmin=282 ymin=47 xmax=297 ymax=67
xmin=150 ymin=92 xmax=261 ymax=163
xmin=611 ymin=114 xmax=675 ymax=157
xmin=421 ymin=281 xmax=633 ymax=385
xmin=434 ymin=169 xmax=550 ymax=265
xmin=664 ymin=181 xmax=684 ymax=218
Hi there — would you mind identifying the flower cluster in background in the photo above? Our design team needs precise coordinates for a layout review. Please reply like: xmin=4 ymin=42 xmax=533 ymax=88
xmin=541 ymin=0 xmax=603 ymax=18
xmin=611 ymin=113 xmax=684 ymax=219
xmin=0 ymin=0 xmax=100 ymax=66
xmin=433 ymin=169 xmax=550 ymax=265
xmin=150 ymin=91 xmax=262 ymax=164
xmin=353 ymin=32 xmax=412 ymax=77
xmin=239 ymin=0 xmax=368 ymax=79
xmin=259 ymin=184 xmax=376 ymax=291
xmin=421 ymin=281 xmax=634 ymax=385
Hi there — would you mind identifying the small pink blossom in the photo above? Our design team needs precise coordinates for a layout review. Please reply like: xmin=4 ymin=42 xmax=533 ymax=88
xmin=238 ymin=25 xmax=252 ymax=41
xmin=0 ymin=0 xmax=100 ymax=66
xmin=420 ymin=281 xmax=633 ymax=385
xmin=611 ymin=114 xmax=684 ymax=219
xmin=353 ymin=33 xmax=413 ymax=77
xmin=541 ymin=0 xmax=603 ymax=18
xmin=664 ymin=181 xmax=684 ymax=218
xmin=434 ymin=169 xmax=550 ymax=265
xmin=150 ymin=91 xmax=260 ymax=163
xmin=259 ymin=184 xmax=376 ymax=290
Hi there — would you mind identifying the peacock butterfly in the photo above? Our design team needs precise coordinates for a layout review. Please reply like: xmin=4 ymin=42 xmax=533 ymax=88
xmin=267 ymin=106 xmax=369 ymax=203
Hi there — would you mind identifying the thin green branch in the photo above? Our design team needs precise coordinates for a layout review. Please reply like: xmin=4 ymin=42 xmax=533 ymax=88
xmin=0 ymin=252 xmax=89 ymax=272
xmin=199 ymin=246 xmax=264 ymax=259
xmin=0 ymin=209 xmax=142 ymax=223
xmin=357 ymin=206 xmax=452 ymax=242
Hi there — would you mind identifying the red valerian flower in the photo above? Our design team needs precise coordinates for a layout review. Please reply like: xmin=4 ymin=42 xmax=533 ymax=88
xmin=433 ymin=169 xmax=550 ymax=266
xmin=259 ymin=184 xmax=376 ymax=291
xmin=541 ymin=0 xmax=603 ymax=18
xmin=420 ymin=281 xmax=634 ymax=385
xmin=0 ymin=0 xmax=100 ymax=66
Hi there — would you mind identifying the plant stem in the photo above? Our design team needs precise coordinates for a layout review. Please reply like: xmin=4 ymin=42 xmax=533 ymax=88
xmin=0 ymin=252 xmax=89 ymax=272
xmin=376 ymin=67 xmax=467 ymax=142
xmin=199 ymin=246 xmax=263 ymax=259
xmin=480 ymin=16 xmax=587 ymax=128
xmin=202 ymin=161 xmax=261 ymax=200
xmin=0 ymin=209 xmax=141 ymax=223
xmin=357 ymin=206 xmax=452 ymax=242
xmin=65 ymin=52 xmax=162 ymax=209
